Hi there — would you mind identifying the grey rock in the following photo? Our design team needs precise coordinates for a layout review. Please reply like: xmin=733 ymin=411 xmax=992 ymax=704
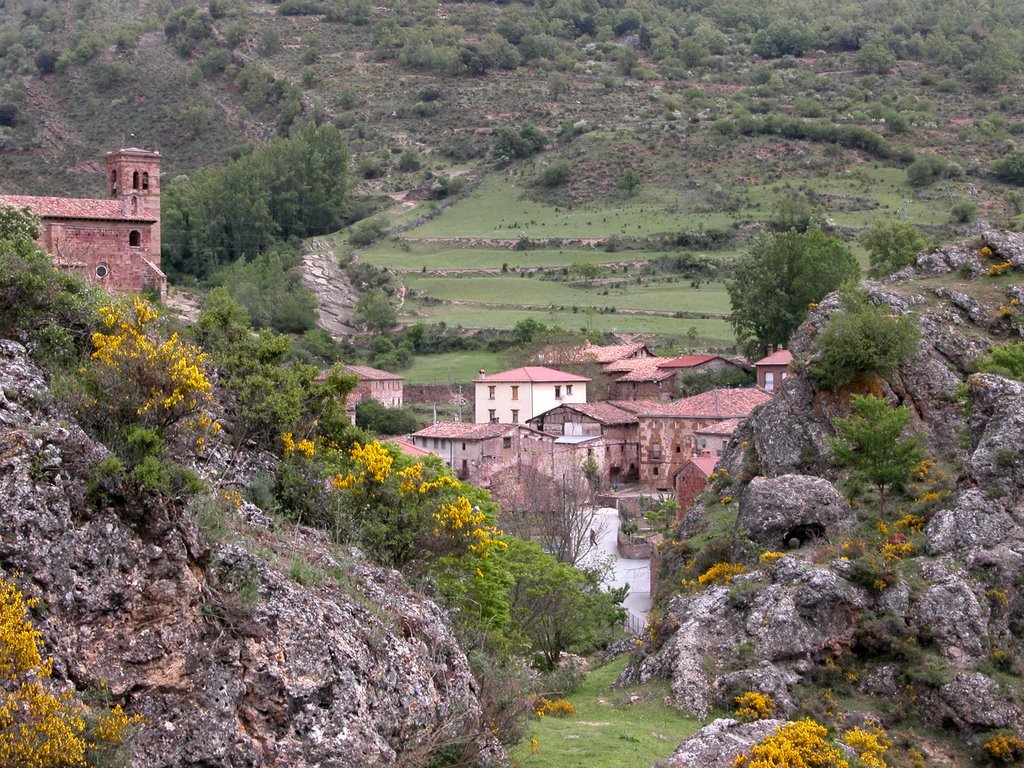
xmin=926 ymin=489 xmax=1021 ymax=555
xmin=738 ymin=475 xmax=855 ymax=549
xmin=912 ymin=561 xmax=989 ymax=665
xmin=657 ymin=718 xmax=785 ymax=768
xmin=965 ymin=374 xmax=1024 ymax=500
xmin=982 ymin=229 xmax=1024 ymax=268
xmin=916 ymin=241 xmax=984 ymax=277
xmin=0 ymin=341 xmax=502 ymax=768
xmin=713 ymin=663 xmax=801 ymax=717
xmin=939 ymin=672 xmax=1022 ymax=729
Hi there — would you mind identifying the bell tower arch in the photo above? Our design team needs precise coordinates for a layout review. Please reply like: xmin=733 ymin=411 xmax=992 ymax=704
xmin=105 ymin=147 xmax=161 ymax=262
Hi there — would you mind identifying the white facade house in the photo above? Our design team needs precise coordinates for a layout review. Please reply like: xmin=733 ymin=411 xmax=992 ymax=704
xmin=474 ymin=366 xmax=590 ymax=424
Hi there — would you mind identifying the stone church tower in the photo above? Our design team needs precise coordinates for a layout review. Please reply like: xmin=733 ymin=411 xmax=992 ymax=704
xmin=106 ymin=147 xmax=161 ymax=260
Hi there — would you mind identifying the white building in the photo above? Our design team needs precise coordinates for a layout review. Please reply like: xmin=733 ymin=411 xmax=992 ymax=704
xmin=474 ymin=366 xmax=590 ymax=424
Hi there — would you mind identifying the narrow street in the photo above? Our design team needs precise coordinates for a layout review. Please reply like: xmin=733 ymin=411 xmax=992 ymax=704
xmin=582 ymin=507 xmax=652 ymax=628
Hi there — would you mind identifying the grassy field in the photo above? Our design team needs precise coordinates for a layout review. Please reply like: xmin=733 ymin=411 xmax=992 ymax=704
xmin=402 ymin=350 xmax=504 ymax=385
xmin=508 ymin=656 xmax=701 ymax=768
xmin=408 ymin=176 xmax=736 ymax=240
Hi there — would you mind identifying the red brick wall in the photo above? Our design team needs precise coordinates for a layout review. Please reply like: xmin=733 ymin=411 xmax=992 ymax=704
xmin=674 ymin=464 xmax=710 ymax=521
xmin=41 ymin=219 xmax=164 ymax=296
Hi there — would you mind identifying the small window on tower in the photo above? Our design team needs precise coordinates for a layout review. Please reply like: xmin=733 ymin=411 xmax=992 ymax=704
xmin=110 ymin=170 xmax=117 ymax=195
xmin=129 ymin=230 xmax=141 ymax=247
xmin=142 ymin=172 xmax=149 ymax=190
xmin=132 ymin=171 xmax=140 ymax=190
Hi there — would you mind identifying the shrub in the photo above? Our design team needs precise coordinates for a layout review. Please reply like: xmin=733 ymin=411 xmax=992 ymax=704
xmin=734 ymin=692 xmax=775 ymax=721
xmin=860 ymin=219 xmax=929 ymax=278
xmin=984 ymin=733 xmax=1024 ymax=763
xmin=540 ymin=160 xmax=571 ymax=187
xmin=698 ymin=562 xmax=746 ymax=587
xmin=976 ymin=342 xmax=1024 ymax=381
xmin=810 ymin=291 xmax=920 ymax=391
xmin=734 ymin=719 xmax=848 ymax=768
xmin=842 ymin=725 xmax=891 ymax=768
xmin=533 ymin=697 xmax=575 ymax=717
xmin=355 ymin=399 xmax=421 ymax=435
xmin=950 ymin=201 xmax=977 ymax=223
xmin=906 ymin=154 xmax=962 ymax=188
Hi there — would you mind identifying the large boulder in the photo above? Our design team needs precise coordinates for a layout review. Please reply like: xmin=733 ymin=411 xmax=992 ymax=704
xmin=937 ymin=672 xmax=1023 ymax=730
xmin=738 ymin=474 xmax=855 ymax=549
xmin=965 ymin=374 xmax=1024 ymax=501
xmin=656 ymin=718 xmax=785 ymax=768
xmin=911 ymin=560 xmax=989 ymax=666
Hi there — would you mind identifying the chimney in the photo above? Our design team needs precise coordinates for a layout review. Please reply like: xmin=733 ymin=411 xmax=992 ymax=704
xmin=479 ymin=370 xmax=486 ymax=376
xmin=701 ymin=449 xmax=712 ymax=458
xmin=767 ymin=344 xmax=775 ymax=355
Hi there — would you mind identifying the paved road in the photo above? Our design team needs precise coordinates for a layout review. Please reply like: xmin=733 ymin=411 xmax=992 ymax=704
xmin=580 ymin=507 xmax=652 ymax=622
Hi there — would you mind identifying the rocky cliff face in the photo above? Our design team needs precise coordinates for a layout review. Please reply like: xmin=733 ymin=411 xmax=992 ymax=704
xmin=632 ymin=231 xmax=1024 ymax=764
xmin=0 ymin=340 xmax=501 ymax=767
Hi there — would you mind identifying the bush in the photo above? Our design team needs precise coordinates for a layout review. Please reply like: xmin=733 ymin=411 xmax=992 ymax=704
xmin=540 ymin=159 xmax=571 ymax=187
xmin=810 ymin=291 xmax=920 ymax=391
xmin=992 ymin=148 xmax=1024 ymax=186
xmin=355 ymin=399 xmax=421 ymax=435
xmin=860 ymin=219 xmax=929 ymax=278
xmin=976 ymin=342 xmax=1024 ymax=380
xmin=950 ymin=201 xmax=977 ymax=223
xmin=0 ymin=103 xmax=17 ymax=127
xmin=33 ymin=47 xmax=59 ymax=74
xmin=906 ymin=154 xmax=962 ymax=188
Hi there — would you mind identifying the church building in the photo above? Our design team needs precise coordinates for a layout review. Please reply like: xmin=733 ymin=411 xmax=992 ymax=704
xmin=0 ymin=147 xmax=166 ymax=298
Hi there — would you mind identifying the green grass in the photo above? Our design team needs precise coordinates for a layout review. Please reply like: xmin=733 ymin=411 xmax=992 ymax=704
xmin=508 ymin=656 xmax=700 ymax=768
xmin=402 ymin=350 xmax=504 ymax=385
xmin=358 ymin=241 xmax=708 ymax=271
xmin=403 ymin=275 xmax=731 ymax=314
xmin=402 ymin=302 xmax=736 ymax=342
xmin=409 ymin=176 xmax=736 ymax=239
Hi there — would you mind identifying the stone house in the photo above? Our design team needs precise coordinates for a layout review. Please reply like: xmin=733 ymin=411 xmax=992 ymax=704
xmin=657 ymin=354 xmax=748 ymax=393
xmin=527 ymin=400 xmax=660 ymax=486
xmin=673 ymin=453 xmax=720 ymax=522
xmin=409 ymin=421 xmax=553 ymax=487
xmin=605 ymin=357 xmax=678 ymax=401
xmin=344 ymin=364 xmax=405 ymax=409
xmin=694 ymin=418 xmax=741 ymax=457
xmin=0 ymin=147 xmax=166 ymax=298
xmin=754 ymin=347 xmax=794 ymax=391
xmin=474 ymin=366 xmax=589 ymax=424
xmin=636 ymin=388 xmax=773 ymax=490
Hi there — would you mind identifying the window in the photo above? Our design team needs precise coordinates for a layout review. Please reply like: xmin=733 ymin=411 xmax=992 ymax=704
xmin=764 ymin=371 xmax=775 ymax=391
xmin=132 ymin=171 xmax=140 ymax=190
xmin=675 ymin=444 xmax=681 ymax=453
xmin=461 ymin=442 xmax=466 ymax=450
xmin=110 ymin=170 xmax=117 ymax=195
xmin=142 ymin=172 xmax=149 ymax=190
xmin=554 ymin=385 xmax=562 ymax=399
xmin=511 ymin=385 xmax=519 ymax=400
xmin=502 ymin=437 xmax=512 ymax=449
xmin=95 ymin=264 xmax=109 ymax=279
xmin=128 ymin=230 xmax=141 ymax=247
xmin=511 ymin=409 xmax=519 ymax=423
xmin=488 ymin=385 xmax=496 ymax=400
xmin=566 ymin=384 xmax=573 ymax=396
xmin=488 ymin=409 xmax=496 ymax=422
xmin=651 ymin=444 xmax=662 ymax=462
xmin=653 ymin=466 xmax=660 ymax=476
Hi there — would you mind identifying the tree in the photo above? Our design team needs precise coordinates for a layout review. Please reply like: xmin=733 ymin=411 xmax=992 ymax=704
xmin=810 ymin=291 xmax=920 ymax=391
xmin=856 ymin=41 xmax=896 ymax=74
xmin=355 ymin=399 xmax=421 ymax=435
xmin=830 ymin=394 xmax=925 ymax=516
xmin=540 ymin=159 xmax=571 ymax=187
xmin=618 ymin=170 xmax=642 ymax=197
xmin=355 ymin=290 xmax=397 ymax=333
xmin=727 ymin=226 xmax=859 ymax=355
xmin=993 ymin=148 xmax=1024 ymax=186
xmin=860 ymin=219 xmax=929 ymax=278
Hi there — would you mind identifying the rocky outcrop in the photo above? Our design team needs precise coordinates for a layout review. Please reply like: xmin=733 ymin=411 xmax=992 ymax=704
xmin=656 ymin=718 xmax=785 ymax=768
xmin=636 ymin=236 xmax=1024 ymax=745
xmin=0 ymin=340 xmax=501 ymax=767
xmin=738 ymin=474 xmax=855 ymax=549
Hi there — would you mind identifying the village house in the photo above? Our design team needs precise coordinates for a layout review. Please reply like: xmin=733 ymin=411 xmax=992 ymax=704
xmin=636 ymin=388 xmax=773 ymax=490
xmin=344 ymin=364 xmax=405 ymax=409
xmin=530 ymin=341 xmax=653 ymax=398
xmin=0 ymin=147 xmax=166 ymax=299
xmin=673 ymin=452 xmax=720 ymax=522
xmin=657 ymin=354 xmax=749 ymax=393
xmin=604 ymin=357 xmax=678 ymax=401
xmin=474 ymin=366 xmax=589 ymax=424
xmin=409 ymin=421 xmax=553 ymax=487
xmin=527 ymin=400 xmax=659 ymax=486
xmin=694 ymin=418 xmax=742 ymax=457
xmin=754 ymin=347 xmax=794 ymax=391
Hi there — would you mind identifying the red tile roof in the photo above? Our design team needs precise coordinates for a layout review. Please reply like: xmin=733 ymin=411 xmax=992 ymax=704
xmin=412 ymin=422 xmax=515 ymax=440
xmin=344 ymin=364 xmax=404 ymax=381
xmin=476 ymin=366 xmax=590 ymax=383
xmin=608 ymin=399 xmax=663 ymax=414
xmin=639 ymin=388 xmax=773 ymax=418
xmin=689 ymin=455 xmax=720 ymax=477
xmin=0 ymin=195 xmax=156 ymax=223
xmin=531 ymin=401 xmax=641 ymax=426
xmin=696 ymin=418 xmax=742 ymax=436
xmin=607 ymin=357 xmax=676 ymax=383
xmin=390 ymin=437 xmax=432 ymax=457
xmin=658 ymin=354 xmax=726 ymax=369
xmin=755 ymin=349 xmax=794 ymax=366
